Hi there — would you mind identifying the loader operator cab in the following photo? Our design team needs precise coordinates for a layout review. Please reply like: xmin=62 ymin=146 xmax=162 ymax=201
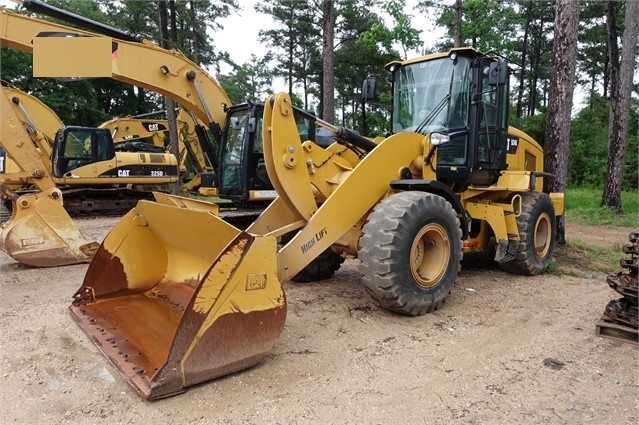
xmin=387 ymin=48 xmax=510 ymax=188
xmin=52 ymin=126 xmax=115 ymax=177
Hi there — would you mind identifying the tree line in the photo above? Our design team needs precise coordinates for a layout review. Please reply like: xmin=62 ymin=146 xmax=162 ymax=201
xmin=0 ymin=0 xmax=637 ymax=214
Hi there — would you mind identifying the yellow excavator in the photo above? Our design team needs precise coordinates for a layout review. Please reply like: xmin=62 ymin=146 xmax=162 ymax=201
xmin=98 ymin=108 xmax=215 ymax=190
xmin=68 ymin=48 xmax=564 ymax=399
xmin=2 ymin=81 xmax=209 ymax=191
xmin=1 ymin=83 xmax=180 ymax=215
xmin=0 ymin=2 xmax=319 ymax=265
xmin=13 ymin=0 xmax=327 ymax=206
xmin=0 ymin=87 xmax=100 ymax=266
xmin=0 ymin=2 xmax=295 ymax=206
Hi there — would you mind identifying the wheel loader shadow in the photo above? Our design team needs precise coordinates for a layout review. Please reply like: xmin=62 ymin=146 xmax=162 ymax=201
xmin=460 ymin=250 xmax=502 ymax=272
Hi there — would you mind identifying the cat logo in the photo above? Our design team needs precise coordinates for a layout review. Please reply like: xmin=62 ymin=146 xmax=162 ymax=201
xmin=118 ymin=169 xmax=130 ymax=177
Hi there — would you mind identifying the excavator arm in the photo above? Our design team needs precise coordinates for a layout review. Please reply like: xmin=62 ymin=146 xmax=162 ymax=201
xmin=2 ymin=82 xmax=62 ymax=174
xmin=0 ymin=88 xmax=98 ymax=266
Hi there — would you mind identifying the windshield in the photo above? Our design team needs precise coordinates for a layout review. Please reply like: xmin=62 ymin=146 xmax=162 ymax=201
xmin=391 ymin=56 xmax=471 ymax=134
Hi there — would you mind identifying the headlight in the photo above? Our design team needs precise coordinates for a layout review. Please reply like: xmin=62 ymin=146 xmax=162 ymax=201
xmin=430 ymin=132 xmax=450 ymax=145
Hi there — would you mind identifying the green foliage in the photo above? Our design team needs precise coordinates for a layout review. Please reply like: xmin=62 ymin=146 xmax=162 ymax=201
xmin=568 ymin=94 xmax=639 ymax=190
xmin=217 ymin=54 xmax=274 ymax=104
xmin=509 ymin=106 xmax=546 ymax=145
xmin=553 ymin=239 xmax=628 ymax=275
xmin=565 ymin=186 xmax=638 ymax=227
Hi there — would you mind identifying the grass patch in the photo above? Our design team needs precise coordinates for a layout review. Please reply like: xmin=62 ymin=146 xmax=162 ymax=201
xmin=565 ymin=186 xmax=638 ymax=227
xmin=553 ymin=238 xmax=626 ymax=276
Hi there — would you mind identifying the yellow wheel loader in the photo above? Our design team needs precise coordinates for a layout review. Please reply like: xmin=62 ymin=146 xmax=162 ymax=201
xmin=69 ymin=48 xmax=563 ymax=399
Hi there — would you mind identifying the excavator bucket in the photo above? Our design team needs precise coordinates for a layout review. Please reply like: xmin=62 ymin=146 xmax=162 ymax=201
xmin=69 ymin=194 xmax=286 ymax=399
xmin=0 ymin=188 xmax=99 ymax=267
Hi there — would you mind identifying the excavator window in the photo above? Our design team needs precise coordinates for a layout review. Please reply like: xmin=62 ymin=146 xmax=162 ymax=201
xmin=55 ymin=128 xmax=116 ymax=175
xmin=62 ymin=130 xmax=93 ymax=172
xmin=220 ymin=112 xmax=248 ymax=191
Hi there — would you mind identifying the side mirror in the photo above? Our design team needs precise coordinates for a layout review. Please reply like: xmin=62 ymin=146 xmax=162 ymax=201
xmin=489 ymin=60 xmax=508 ymax=86
xmin=230 ymin=116 xmax=242 ymax=130
xmin=361 ymin=78 xmax=377 ymax=101
xmin=247 ymin=117 xmax=256 ymax=133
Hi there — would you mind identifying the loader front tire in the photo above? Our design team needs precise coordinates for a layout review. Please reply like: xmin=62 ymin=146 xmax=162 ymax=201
xmin=358 ymin=192 xmax=463 ymax=316
xmin=499 ymin=192 xmax=556 ymax=276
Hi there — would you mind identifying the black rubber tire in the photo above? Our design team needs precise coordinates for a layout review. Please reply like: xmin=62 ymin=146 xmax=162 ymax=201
xmin=499 ymin=192 xmax=556 ymax=276
xmin=291 ymin=248 xmax=345 ymax=283
xmin=358 ymin=192 xmax=463 ymax=316
xmin=279 ymin=232 xmax=345 ymax=283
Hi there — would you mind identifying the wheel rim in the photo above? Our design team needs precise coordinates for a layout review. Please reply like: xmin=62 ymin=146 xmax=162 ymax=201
xmin=534 ymin=212 xmax=552 ymax=258
xmin=410 ymin=223 xmax=450 ymax=288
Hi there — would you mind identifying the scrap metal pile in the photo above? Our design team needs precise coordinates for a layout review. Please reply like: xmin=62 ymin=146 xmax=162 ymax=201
xmin=596 ymin=232 xmax=638 ymax=344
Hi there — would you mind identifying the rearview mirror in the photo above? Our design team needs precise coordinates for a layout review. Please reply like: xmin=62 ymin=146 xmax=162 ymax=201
xmin=361 ymin=78 xmax=377 ymax=101
xmin=489 ymin=60 xmax=508 ymax=86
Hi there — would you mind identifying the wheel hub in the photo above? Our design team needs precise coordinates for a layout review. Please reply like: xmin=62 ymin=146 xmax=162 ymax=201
xmin=410 ymin=223 xmax=450 ymax=288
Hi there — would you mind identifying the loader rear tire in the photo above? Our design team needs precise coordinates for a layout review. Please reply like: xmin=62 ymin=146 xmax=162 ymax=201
xmin=499 ymin=192 xmax=556 ymax=276
xmin=358 ymin=192 xmax=463 ymax=316
xmin=280 ymin=232 xmax=344 ymax=282
xmin=292 ymin=248 xmax=345 ymax=282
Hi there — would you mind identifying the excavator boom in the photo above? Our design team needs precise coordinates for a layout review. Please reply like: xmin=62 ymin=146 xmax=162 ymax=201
xmin=0 ymin=6 xmax=231 ymax=136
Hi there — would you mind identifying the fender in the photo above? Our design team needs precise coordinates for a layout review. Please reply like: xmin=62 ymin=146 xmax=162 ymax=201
xmin=390 ymin=179 xmax=469 ymax=239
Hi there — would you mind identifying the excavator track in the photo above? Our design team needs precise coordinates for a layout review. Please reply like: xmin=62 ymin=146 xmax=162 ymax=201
xmin=596 ymin=232 xmax=638 ymax=345
xmin=11 ymin=186 xmax=161 ymax=217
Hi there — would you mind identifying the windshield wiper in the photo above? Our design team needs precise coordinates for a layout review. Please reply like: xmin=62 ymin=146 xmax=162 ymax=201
xmin=416 ymin=69 xmax=456 ymax=134
xmin=415 ymin=93 xmax=450 ymax=134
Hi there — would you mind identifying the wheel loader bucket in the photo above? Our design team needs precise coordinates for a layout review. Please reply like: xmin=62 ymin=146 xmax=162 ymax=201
xmin=69 ymin=196 xmax=285 ymax=399
xmin=0 ymin=189 xmax=99 ymax=267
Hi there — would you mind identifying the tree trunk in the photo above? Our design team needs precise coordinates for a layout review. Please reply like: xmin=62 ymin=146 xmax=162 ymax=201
xmin=321 ymin=0 xmax=335 ymax=122
xmin=158 ymin=0 xmax=180 ymax=194
xmin=543 ymin=0 xmax=580 ymax=244
xmin=189 ymin=1 xmax=200 ymax=63
xmin=602 ymin=0 xmax=639 ymax=210
xmin=517 ymin=0 xmax=532 ymax=118
xmin=453 ymin=0 xmax=462 ymax=47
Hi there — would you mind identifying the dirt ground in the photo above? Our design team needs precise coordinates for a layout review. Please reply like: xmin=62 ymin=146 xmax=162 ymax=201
xmin=0 ymin=218 xmax=637 ymax=425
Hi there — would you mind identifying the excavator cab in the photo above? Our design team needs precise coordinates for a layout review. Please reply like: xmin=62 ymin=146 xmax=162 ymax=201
xmin=214 ymin=103 xmax=317 ymax=204
xmin=387 ymin=48 xmax=510 ymax=188
xmin=51 ymin=126 xmax=116 ymax=177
